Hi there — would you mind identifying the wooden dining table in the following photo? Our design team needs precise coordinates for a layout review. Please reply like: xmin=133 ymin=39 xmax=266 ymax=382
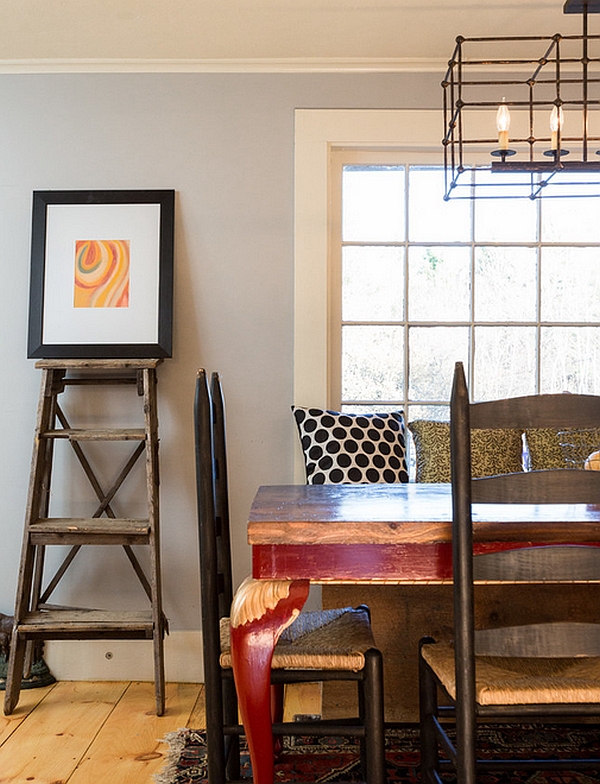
xmin=229 ymin=482 xmax=600 ymax=784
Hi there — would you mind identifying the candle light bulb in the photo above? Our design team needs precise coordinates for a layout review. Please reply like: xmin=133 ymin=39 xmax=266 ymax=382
xmin=550 ymin=105 xmax=564 ymax=151
xmin=496 ymin=99 xmax=511 ymax=150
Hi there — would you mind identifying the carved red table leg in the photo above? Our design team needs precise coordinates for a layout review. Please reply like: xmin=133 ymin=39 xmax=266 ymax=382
xmin=230 ymin=576 xmax=310 ymax=784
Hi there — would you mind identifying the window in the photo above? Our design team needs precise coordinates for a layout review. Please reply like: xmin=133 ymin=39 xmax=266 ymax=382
xmin=294 ymin=109 xmax=600 ymax=478
xmin=329 ymin=150 xmax=600 ymax=422
xmin=294 ymin=110 xmax=441 ymax=420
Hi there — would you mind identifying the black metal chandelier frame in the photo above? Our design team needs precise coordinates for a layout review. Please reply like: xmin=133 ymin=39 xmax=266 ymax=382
xmin=443 ymin=0 xmax=600 ymax=199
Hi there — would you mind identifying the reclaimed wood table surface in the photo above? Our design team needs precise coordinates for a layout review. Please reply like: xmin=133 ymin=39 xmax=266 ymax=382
xmin=230 ymin=483 xmax=600 ymax=784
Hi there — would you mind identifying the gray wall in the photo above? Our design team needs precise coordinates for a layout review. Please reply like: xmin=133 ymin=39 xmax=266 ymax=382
xmin=0 ymin=72 xmax=440 ymax=633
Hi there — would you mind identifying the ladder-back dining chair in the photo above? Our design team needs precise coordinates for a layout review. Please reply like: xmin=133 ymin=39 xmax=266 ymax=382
xmin=419 ymin=360 xmax=600 ymax=784
xmin=195 ymin=369 xmax=386 ymax=784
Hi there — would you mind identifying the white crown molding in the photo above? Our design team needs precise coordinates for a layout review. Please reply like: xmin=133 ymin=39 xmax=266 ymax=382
xmin=0 ymin=57 xmax=448 ymax=75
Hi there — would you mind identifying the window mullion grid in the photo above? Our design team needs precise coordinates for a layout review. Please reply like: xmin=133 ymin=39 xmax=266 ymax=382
xmin=536 ymin=201 xmax=542 ymax=394
xmin=404 ymin=165 xmax=410 ymax=420
xmin=337 ymin=156 xmax=600 ymax=419
xmin=469 ymin=171 xmax=476 ymax=396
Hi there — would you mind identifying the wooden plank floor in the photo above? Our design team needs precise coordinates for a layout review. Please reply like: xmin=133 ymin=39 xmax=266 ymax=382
xmin=0 ymin=681 xmax=319 ymax=783
xmin=0 ymin=681 xmax=205 ymax=783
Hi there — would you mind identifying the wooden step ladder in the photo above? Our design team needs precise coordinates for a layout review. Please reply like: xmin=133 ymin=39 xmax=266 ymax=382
xmin=4 ymin=359 xmax=167 ymax=716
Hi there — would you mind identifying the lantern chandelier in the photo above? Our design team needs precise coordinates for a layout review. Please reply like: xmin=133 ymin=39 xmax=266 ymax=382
xmin=443 ymin=0 xmax=600 ymax=199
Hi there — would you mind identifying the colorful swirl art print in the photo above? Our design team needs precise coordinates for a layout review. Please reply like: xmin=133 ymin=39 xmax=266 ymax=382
xmin=74 ymin=239 xmax=130 ymax=308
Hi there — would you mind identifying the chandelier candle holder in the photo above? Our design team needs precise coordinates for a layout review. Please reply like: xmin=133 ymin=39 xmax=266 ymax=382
xmin=443 ymin=0 xmax=600 ymax=199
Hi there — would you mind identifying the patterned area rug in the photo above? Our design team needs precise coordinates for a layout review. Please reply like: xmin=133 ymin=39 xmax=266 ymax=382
xmin=155 ymin=724 xmax=600 ymax=784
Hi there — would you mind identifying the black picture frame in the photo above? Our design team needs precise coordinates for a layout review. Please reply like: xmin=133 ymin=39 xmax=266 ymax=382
xmin=27 ymin=189 xmax=175 ymax=359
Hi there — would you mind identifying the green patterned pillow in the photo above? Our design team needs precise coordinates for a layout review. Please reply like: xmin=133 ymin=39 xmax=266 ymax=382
xmin=408 ymin=420 xmax=524 ymax=483
xmin=525 ymin=427 xmax=600 ymax=470
xmin=523 ymin=428 xmax=565 ymax=470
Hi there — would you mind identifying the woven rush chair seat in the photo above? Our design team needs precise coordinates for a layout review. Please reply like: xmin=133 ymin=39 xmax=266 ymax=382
xmin=219 ymin=605 xmax=375 ymax=670
xmin=195 ymin=369 xmax=386 ymax=784
xmin=418 ymin=361 xmax=600 ymax=784
xmin=421 ymin=641 xmax=600 ymax=705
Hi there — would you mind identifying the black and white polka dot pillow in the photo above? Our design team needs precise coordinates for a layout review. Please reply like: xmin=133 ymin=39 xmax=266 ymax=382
xmin=293 ymin=407 xmax=409 ymax=485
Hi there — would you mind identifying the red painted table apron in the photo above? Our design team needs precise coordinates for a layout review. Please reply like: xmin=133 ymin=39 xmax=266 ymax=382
xmin=230 ymin=482 xmax=600 ymax=784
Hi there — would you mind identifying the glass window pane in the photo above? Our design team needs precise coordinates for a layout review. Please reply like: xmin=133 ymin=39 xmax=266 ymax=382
xmin=342 ymin=404 xmax=402 ymax=414
xmin=471 ymin=168 xmax=543 ymax=203
xmin=473 ymin=326 xmax=537 ymax=399
xmin=541 ymin=193 xmax=600 ymax=242
xmin=474 ymin=247 xmax=537 ymax=322
xmin=408 ymin=327 xmax=469 ymax=400
xmin=408 ymin=167 xmax=471 ymax=242
xmin=408 ymin=247 xmax=470 ymax=321
xmin=342 ymin=166 xmax=405 ymax=242
xmin=342 ymin=246 xmax=404 ymax=321
xmin=474 ymin=196 xmax=537 ymax=242
xmin=407 ymin=404 xmax=449 ymax=422
xmin=541 ymin=248 xmax=600 ymax=322
xmin=541 ymin=327 xmax=600 ymax=394
xmin=342 ymin=325 xmax=404 ymax=401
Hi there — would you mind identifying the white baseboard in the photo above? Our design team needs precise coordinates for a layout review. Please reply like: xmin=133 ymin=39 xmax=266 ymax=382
xmin=44 ymin=630 xmax=204 ymax=682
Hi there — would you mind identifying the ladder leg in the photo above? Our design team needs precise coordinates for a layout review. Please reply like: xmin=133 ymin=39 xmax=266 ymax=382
xmin=4 ymin=631 xmax=27 ymax=715
xmin=5 ymin=536 xmax=38 ymax=714
xmin=153 ymin=616 xmax=166 ymax=716
xmin=24 ymin=543 xmax=47 ymax=676
xmin=143 ymin=367 xmax=166 ymax=715
xmin=6 ymin=369 xmax=59 ymax=712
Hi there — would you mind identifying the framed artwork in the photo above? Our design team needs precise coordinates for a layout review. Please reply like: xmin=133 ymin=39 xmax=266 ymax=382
xmin=27 ymin=189 xmax=175 ymax=359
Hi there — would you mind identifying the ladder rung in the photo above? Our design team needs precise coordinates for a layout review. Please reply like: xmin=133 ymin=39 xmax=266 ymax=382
xmin=41 ymin=428 xmax=146 ymax=441
xmin=35 ymin=359 xmax=162 ymax=370
xmin=16 ymin=609 xmax=154 ymax=639
xmin=29 ymin=518 xmax=151 ymax=545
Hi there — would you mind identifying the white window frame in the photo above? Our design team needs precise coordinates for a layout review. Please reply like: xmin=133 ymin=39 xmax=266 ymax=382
xmin=293 ymin=109 xmax=451 ymax=477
